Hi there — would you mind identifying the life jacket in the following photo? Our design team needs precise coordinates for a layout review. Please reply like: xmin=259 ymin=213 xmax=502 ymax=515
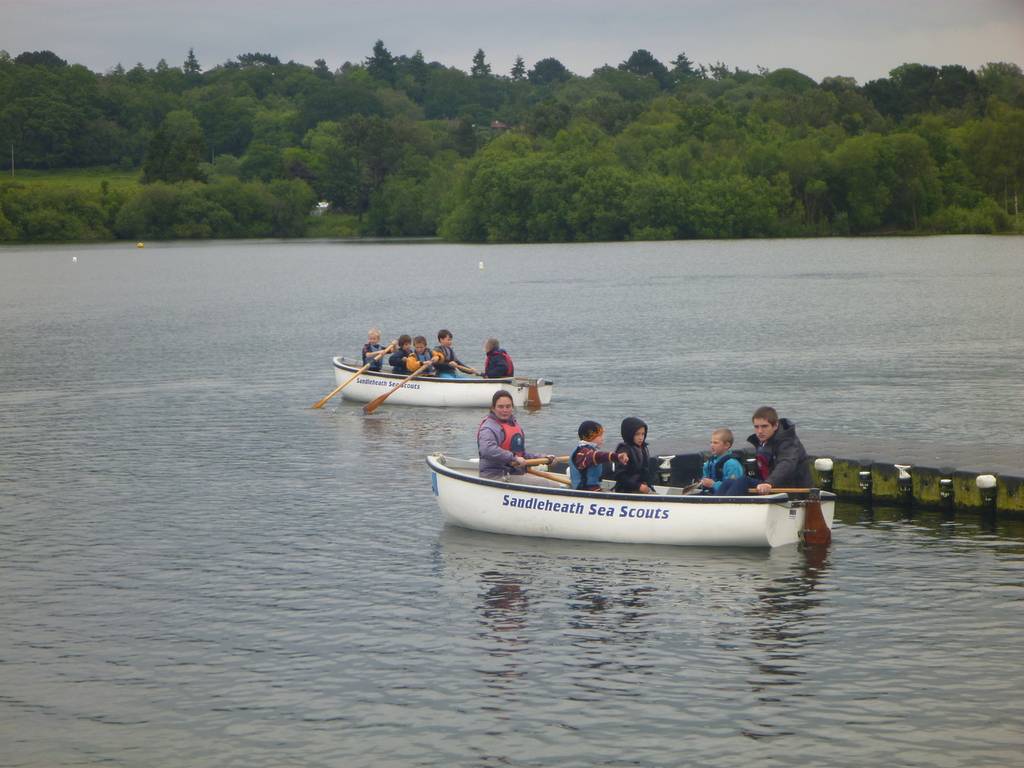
xmin=497 ymin=420 xmax=525 ymax=454
xmin=707 ymin=451 xmax=740 ymax=481
xmin=477 ymin=417 xmax=525 ymax=457
xmin=569 ymin=445 xmax=604 ymax=490
xmin=434 ymin=345 xmax=455 ymax=368
xmin=487 ymin=349 xmax=514 ymax=377
xmin=362 ymin=342 xmax=384 ymax=370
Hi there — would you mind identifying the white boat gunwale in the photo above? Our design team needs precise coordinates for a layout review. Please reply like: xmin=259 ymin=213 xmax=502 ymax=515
xmin=426 ymin=454 xmax=836 ymax=506
xmin=333 ymin=356 xmax=552 ymax=386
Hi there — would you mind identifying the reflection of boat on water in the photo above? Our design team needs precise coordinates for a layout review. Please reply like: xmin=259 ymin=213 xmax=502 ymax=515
xmin=438 ymin=524 xmax=833 ymax=695
xmin=428 ymin=454 xmax=835 ymax=548
xmin=332 ymin=356 xmax=553 ymax=407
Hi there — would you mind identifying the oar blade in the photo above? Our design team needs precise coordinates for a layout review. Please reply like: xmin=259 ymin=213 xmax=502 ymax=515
xmin=362 ymin=394 xmax=387 ymax=415
xmin=525 ymin=380 xmax=542 ymax=410
xmin=311 ymin=395 xmax=331 ymax=410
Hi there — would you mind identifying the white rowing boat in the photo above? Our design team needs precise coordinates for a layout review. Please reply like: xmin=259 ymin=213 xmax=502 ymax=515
xmin=332 ymin=356 xmax=553 ymax=408
xmin=427 ymin=454 xmax=835 ymax=548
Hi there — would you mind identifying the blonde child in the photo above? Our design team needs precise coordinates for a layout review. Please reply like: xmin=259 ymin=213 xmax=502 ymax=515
xmin=700 ymin=428 xmax=748 ymax=495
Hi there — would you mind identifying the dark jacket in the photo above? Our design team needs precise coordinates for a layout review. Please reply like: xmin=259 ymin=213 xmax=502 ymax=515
xmin=432 ymin=344 xmax=463 ymax=375
xmin=746 ymin=418 xmax=812 ymax=487
xmin=388 ymin=347 xmax=412 ymax=374
xmin=613 ymin=417 xmax=653 ymax=493
xmin=484 ymin=347 xmax=514 ymax=378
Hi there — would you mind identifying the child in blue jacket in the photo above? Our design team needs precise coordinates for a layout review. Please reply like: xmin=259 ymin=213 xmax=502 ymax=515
xmin=700 ymin=428 xmax=748 ymax=495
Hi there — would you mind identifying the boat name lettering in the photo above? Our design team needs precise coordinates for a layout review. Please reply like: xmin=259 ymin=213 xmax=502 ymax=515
xmin=618 ymin=504 xmax=670 ymax=520
xmin=592 ymin=503 xmax=670 ymax=520
xmin=499 ymin=495 xmax=669 ymax=520
xmin=502 ymin=494 xmax=585 ymax=514
xmin=356 ymin=377 xmax=420 ymax=390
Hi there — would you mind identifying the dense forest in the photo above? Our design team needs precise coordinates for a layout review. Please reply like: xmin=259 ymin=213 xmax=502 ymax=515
xmin=0 ymin=43 xmax=1022 ymax=242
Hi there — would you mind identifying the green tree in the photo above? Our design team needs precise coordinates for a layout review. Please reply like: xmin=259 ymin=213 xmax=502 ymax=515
xmin=366 ymin=40 xmax=396 ymax=84
xmin=470 ymin=49 xmax=491 ymax=78
xmin=528 ymin=57 xmax=572 ymax=85
xmin=977 ymin=62 xmax=1024 ymax=107
xmin=670 ymin=53 xmax=702 ymax=84
xmin=183 ymin=48 xmax=201 ymax=76
xmin=15 ymin=50 xmax=67 ymax=68
xmin=511 ymin=56 xmax=526 ymax=81
xmin=142 ymin=109 xmax=207 ymax=183
xmin=619 ymin=50 xmax=670 ymax=89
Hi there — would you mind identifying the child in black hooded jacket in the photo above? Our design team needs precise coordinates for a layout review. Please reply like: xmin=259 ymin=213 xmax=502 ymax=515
xmin=613 ymin=417 xmax=654 ymax=493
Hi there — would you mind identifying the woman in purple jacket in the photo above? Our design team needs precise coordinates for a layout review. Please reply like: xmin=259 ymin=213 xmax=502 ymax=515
xmin=476 ymin=390 xmax=556 ymax=484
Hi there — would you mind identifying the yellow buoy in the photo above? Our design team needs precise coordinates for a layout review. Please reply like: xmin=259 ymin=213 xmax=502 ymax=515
xmin=136 ymin=242 xmax=145 ymax=248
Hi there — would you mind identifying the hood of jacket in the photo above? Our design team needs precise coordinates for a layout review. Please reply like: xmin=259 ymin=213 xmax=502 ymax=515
xmin=620 ymin=416 xmax=648 ymax=446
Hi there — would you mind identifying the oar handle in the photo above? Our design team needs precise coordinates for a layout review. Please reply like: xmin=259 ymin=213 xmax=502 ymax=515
xmin=527 ymin=468 xmax=572 ymax=486
xmin=522 ymin=456 xmax=569 ymax=467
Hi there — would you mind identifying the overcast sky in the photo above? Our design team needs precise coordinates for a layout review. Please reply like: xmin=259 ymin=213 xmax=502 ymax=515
xmin=3 ymin=0 xmax=1022 ymax=84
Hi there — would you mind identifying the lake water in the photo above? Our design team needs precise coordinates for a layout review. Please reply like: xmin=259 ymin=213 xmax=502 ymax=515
xmin=1 ymin=237 xmax=1023 ymax=767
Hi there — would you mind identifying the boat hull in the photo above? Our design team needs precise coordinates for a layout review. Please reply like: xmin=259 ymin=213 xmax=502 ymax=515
xmin=333 ymin=357 xmax=553 ymax=408
xmin=427 ymin=454 xmax=835 ymax=548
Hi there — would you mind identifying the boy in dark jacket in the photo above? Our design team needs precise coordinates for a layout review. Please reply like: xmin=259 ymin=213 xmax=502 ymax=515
xmin=433 ymin=329 xmax=478 ymax=378
xmin=747 ymin=406 xmax=812 ymax=494
xmin=388 ymin=335 xmax=413 ymax=374
xmin=613 ymin=417 xmax=654 ymax=493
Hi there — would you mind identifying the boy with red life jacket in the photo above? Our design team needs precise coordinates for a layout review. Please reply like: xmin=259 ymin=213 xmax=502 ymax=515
xmin=570 ymin=421 xmax=629 ymax=491
xmin=433 ymin=329 xmax=478 ymax=378
xmin=483 ymin=338 xmax=515 ymax=379
xmin=477 ymin=390 xmax=554 ymax=481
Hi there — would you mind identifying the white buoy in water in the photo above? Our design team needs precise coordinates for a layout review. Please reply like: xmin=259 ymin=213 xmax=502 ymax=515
xmin=72 ymin=256 xmax=77 ymax=263
xmin=478 ymin=261 xmax=484 ymax=270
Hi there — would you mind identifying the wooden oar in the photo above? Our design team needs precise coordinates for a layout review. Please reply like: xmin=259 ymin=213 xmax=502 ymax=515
xmin=527 ymin=468 xmax=572 ymax=486
xmin=749 ymin=487 xmax=814 ymax=494
xmin=311 ymin=343 xmax=395 ymax=409
xmin=523 ymin=456 xmax=569 ymax=467
xmin=362 ymin=361 xmax=434 ymax=415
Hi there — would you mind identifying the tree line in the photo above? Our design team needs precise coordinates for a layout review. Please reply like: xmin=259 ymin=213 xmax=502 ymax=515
xmin=0 ymin=43 xmax=1021 ymax=243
